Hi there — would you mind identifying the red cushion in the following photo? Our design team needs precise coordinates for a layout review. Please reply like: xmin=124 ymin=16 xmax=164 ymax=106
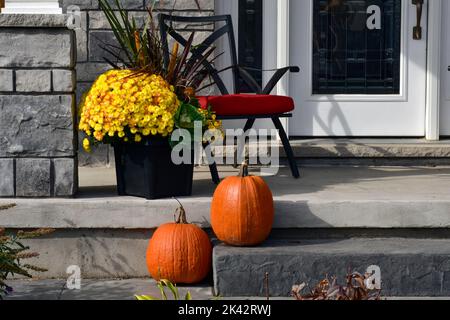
xmin=197 ymin=94 xmax=294 ymax=116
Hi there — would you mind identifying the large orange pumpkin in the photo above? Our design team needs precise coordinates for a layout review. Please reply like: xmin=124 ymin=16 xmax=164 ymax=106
xmin=211 ymin=162 xmax=274 ymax=246
xmin=146 ymin=201 xmax=212 ymax=284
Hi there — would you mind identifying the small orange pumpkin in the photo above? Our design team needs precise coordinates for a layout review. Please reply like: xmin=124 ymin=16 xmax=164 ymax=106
xmin=211 ymin=162 xmax=274 ymax=246
xmin=146 ymin=200 xmax=212 ymax=284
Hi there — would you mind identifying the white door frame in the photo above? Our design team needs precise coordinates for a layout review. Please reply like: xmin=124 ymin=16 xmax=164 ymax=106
xmin=276 ymin=0 xmax=443 ymax=140
xmin=426 ymin=0 xmax=442 ymax=140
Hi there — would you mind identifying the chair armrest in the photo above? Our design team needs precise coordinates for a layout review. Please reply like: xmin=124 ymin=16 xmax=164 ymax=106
xmin=262 ymin=66 xmax=300 ymax=94
xmin=230 ymin=64 xmax=300 ymax=95
xmin=236 ymin=66 xmax=263 ymax=94
xmin=240 ymin=66 xmax=300 ymax=73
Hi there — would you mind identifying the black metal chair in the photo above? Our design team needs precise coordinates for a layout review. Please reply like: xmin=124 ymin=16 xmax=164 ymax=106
xmin=159 ymin=14 xmax=300 ymax=182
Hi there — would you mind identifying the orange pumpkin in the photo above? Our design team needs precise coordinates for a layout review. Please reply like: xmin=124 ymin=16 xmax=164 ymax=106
xmin=146 ymin=201 xmax=212 ymax=284
xmin=211 ymin=162 xmax=274 ymax=246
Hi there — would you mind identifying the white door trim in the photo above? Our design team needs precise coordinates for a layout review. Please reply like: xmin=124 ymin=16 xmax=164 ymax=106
xmin=276 ymin=0 xmax=290 ymax=98
xmin=276 ymin=0 xmax=443 ymax=140
xmin=426 ymin=0 xmax=442 ymax=140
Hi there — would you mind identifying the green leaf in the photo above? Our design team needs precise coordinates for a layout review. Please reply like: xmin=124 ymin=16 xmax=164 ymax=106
xmin=157 ymin=282 xmax=168 ymax=300
xmin=135 ymin=295 xmax=159 ymax=301
xmin=185 ymin=291 xmax=192 ymax=301
xmin=160 ymin=279 xmax=180 ymax=300
xmin=175 ymin=103 xmax=205 ymax=130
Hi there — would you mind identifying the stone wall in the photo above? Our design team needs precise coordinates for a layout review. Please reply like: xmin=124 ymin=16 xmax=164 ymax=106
xmin=59 ymin=0 xmax=215 ymax=166
xmin=0 ymin=14 xmax=77 ymax=197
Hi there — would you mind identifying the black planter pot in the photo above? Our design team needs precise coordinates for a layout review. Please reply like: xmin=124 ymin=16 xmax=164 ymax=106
xmin=113 ymin=138 xmax=194 ymax=200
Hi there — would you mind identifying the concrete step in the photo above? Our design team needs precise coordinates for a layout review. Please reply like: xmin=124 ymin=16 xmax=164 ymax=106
xmin=289 ymin=138 xmax=450 ymax=159
xmin=213 ymin=238 xmax=450 ymax=297
xmin=2 ymin=166 xmax=450 ymax=281
xmin=207 ymin=138 xmax=450 ymax=165
xmin=2 ymin=166 xmax=450 ymax=229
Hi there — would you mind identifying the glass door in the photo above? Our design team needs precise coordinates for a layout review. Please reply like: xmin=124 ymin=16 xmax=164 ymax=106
xmin=289 ymin=0 xmax=428 ymax=137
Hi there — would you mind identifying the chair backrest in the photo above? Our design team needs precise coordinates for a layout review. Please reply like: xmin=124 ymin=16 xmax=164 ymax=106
xmin=158 ymin=14 xmax=239 ymax=95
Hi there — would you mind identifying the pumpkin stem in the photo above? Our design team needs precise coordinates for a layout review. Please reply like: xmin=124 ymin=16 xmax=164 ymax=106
xmin=239 ymin=160 xmax=249 ymax=177
xmin=173 ymin=198 xmax=188 ymax=224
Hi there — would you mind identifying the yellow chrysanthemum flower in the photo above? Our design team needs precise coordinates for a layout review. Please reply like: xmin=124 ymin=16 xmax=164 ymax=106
xmin=78 ymin=69 xmax=180 ymax=143
xmin=82 ymin=138 xmax=91 ymax=153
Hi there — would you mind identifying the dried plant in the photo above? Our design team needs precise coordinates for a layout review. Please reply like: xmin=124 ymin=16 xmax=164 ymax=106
xmin=292 ymin=272 xmax=382 ymax=301
xmin=0 ymin=204 xmax=54 ymax=299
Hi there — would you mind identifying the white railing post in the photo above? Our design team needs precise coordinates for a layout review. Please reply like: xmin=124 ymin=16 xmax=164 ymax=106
xmin=1 ymin=0 xmax=62 ymax=14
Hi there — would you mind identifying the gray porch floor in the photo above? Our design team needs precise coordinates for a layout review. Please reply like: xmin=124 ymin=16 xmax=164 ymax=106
xmin=79 ymin=165 xmax=450 ymax=202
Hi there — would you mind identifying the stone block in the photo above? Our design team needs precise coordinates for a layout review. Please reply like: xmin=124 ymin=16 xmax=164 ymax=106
xmin=0 ymin=95 xmax=75 ymax=157
xmin=53 ymin=70 xmax=76 ymax=92
xmin=76 ymin=62 xmax=111 ymax=82
xmin=88 ymin=30 xmax=124 ymax=62
xmin=89 ymin=10 xmax=118 ymax=29
xmin=105 ymin=0 xmax=143 ymax=9
xmin=0 ymin=159 xmax=15 ymax=197
xmin=15 ymin=70 xmax=52 ymax=92
xmin=139 ymin=10 xmax=214 ymax=31
xmin=16 ymin=159 xmax=51 ymax=197
xmin=0 ymin=28 xmax=74 ymax=68
xmin=148 ymin=0 xmax=214 ymax=11
xmin=213 ymin=239 xmax=450 ymax=297
xmin=53 ymin=158 xmax=77 ymax=196
xmin=0 ymin=69 xmax=14 ymax=92
xmin=0 ymin=14 xmax=68 ymax=27
xmin=75 ymin=11 xmax=88 ymax=62
xmin=76 ymin=81 xmax=93 ymax=105
xmin=60 ymin=0 xmax=99 ymax=11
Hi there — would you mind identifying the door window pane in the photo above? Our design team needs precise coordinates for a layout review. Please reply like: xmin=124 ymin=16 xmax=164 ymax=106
xmin=238 ymin=0 xmax=263 ymax=93
xmin=312 ymin=0 xmax=402 ymax=95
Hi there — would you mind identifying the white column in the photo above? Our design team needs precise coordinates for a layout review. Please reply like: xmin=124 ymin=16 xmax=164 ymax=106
xmin=426 ymin=0 xmax=443 ymax=140
xmin=1 ymin=0 xmax=62 ymax=14
xmin=276 ymin=0 xmax=290 ymax=136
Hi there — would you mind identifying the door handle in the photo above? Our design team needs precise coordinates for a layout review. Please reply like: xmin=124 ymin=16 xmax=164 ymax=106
xmin=412 ymin=0 xmax=424 ymax=40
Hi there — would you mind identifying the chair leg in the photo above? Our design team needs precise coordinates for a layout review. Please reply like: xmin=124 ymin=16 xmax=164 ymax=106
xmin=244 ymin=118 xmax=256 ymax=133
xmin=234 ymin=118 xmax=256 ymax=168
xmin=272 ymin=117 xmax=300 ymax=179
xmin=209 ymin=162 xmax=220 ymax=185
xmin=203 ymin=142 xmax=220 ymax=184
